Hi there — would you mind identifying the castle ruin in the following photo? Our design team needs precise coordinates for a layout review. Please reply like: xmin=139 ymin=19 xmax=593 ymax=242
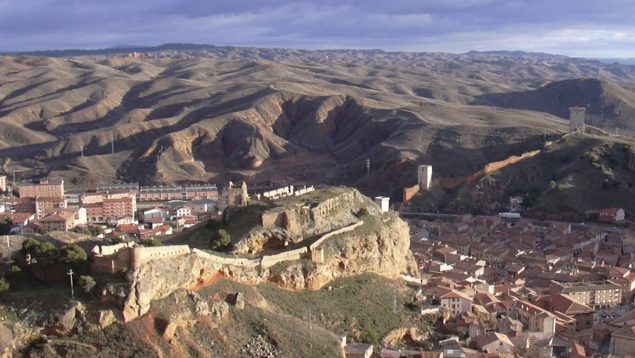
xmin=418 ymin=165 xmax=433 ymax=190
xmin=569 ymin=107 xmax=586 ymax=133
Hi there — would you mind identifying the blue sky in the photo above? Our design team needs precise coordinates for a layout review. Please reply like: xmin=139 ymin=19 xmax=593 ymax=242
xmin=1 ymin=0 xmax=634 ymax=57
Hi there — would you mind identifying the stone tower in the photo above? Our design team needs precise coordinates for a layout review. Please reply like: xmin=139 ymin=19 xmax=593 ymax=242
xmin=569 ymin=107 xmax=586 ymax=133
xmin=417 ymin=165 xmax=433 ymax=190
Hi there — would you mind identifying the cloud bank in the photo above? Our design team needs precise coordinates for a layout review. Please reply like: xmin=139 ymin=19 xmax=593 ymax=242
xmin=1 ymin=0 xmax=634 ymax=57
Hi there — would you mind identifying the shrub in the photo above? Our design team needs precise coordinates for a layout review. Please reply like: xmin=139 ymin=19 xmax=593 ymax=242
xmin=357 ymin=207 xmax=370 ymax=218
xmin=209 ymin=229 xmax=231 ymax=251
xmin=0 ymin=278 xmax=9 ymax=293
xmin=140 ymin=238 xmax=162 ymax=247
xmin=59 ymin=245 xmax=88 ymax=264
xmin=79 ymin=275 xmax=96 ymax=294
xmin=360 ymin=330 xmax=379 ymax=345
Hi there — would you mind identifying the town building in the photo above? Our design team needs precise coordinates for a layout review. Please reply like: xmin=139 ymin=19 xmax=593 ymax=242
xmin=599 ymin=208 xmax=625 ymax=223
xmin=143 ymin=207 xmax=169 ymax=222
xmin=35 ymin=197 xmax=67 ymax=218
xmin=551 ymin=281 xmax=623 ymax=308
xmin=137 ymin=183 xmax=218 ymax=202
xmin=36 ymin=208 xmax=85 ymax=232
xmin=374 ymin=196 xmax=390 ymax=212
xmin=96 ymin=183 xmax=140 ymax=194
xmin=610 ymin=325 xmax=635 ymax=356
xmin=18 ymin=178 xmax=64 ymax=199
xmin=440 ymin=290 xmax=473 ymax=316
xmin=81 ymin=192 xmax=136 ymax=224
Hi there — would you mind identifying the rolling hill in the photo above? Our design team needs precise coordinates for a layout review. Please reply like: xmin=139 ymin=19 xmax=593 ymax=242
xmin=0 ymin=46 xmax=634 ymax=201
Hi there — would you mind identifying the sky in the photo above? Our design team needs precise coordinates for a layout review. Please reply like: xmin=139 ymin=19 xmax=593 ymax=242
xmin=1 ymin=0 xmax=634 ymax=58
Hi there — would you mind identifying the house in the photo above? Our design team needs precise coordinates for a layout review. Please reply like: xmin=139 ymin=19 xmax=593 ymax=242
xmin=474 ymin=332 xmax=515 ymax=354
xmin=549 ymin=294 xmax=595 ymax=331
xmin=344 ymin=343 xmax=373 ymax=358
xmin=599 ymin=208 xmax=625 ymax=223
xmin=610 ymin=324 xmax=635 ymax=356
xmin=143 ymin=207 xmax=169 ymax=222
xmin=440 ymin=290 xmax=473 ymax=316
xmin=185 ymin=199 xmax=216 ymax=214
xmin=149 ymin=216 xmax=164 ymax=229
xmin=551 ymin=281 xmax=624 ymax=308
xmin=0 ymin=212 xmax=35 ymax=232
xmin=610 ymin=308 xmax=635 ymax=330
xmin=37 ymin=210 xmax=77 ymax=232
xmin=173 ymin=206 xmax=192 ymax=218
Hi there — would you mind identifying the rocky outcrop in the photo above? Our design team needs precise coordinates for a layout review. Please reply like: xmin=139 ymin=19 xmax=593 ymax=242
xmin=269 ymin=212 xmax=418 ymax=290
xmin=0 ymin=323 xmax=37 ymax=358
xmin=235 ymin=187 xmax=369 ymax=254
xmin=122 ymin=187 xmax=418 ymax=321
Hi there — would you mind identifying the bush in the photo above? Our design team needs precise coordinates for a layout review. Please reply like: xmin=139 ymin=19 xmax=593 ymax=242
xmin=140 ymin=238 xmax=162 ymax=247
xmin=59 ymin=245 xmax=88 ymax=264
xmin=360 ymin=330 xmax=379 ymax=345
xmin=0 ymin=278 xmax=9 ymax=293
xmin=209 ymin=229 xmax=231 ymax=251
xmin=357 ymin=207 xmax=370 ymax=218
xmin=548 ymin=180 xmax=557 ymax=190
xmin=79 ymin=275 xmax=96 ymax=294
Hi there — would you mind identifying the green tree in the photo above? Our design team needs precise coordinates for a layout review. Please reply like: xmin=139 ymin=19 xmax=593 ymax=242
xmin=59 ymin=245 xmax=87 ymax=264
xmin=0 ymin=278 xmax=9 ymax=293
xmin=209 ymin=229 xmax=231 ymax=251
xmin=21 ymin=238 xmax=41 ymax=256
xmin=36 ymin=242 xmax=59 ymax=264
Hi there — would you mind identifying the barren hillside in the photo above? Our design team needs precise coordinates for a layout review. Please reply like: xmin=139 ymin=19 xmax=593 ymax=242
xmin=1 ymin=47 xmax=634 ymax=198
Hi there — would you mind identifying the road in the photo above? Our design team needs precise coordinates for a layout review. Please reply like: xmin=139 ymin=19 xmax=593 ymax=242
xmin=398 ymin=211 xmax=625 ymax=231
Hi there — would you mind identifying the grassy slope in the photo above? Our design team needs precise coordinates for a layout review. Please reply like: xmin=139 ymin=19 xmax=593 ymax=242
xmin=411 ymin=133 xmax=635 ymax=218
xmin=22 ymin=274 xmax=431 ymax=357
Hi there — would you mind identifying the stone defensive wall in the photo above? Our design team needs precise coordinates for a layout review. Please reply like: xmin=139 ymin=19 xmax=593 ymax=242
xmin=403 ymin=149 xmax=542 ymax=202
xmin=309 ymin=220 xmax=364 ymax=251
xmin=112 ymin=220 xmax=366 ymax=274
xmin=259 ymin=247 xmax=309 ymax=268
xmin=130 ymin=245 xmax=191 ymax=269
xmin=191 ymin=249 xmax=261 ymax=268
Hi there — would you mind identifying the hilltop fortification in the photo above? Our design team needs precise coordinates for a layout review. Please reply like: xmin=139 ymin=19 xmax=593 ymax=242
xmin=120 ymin=187 xmax=418 ymax=321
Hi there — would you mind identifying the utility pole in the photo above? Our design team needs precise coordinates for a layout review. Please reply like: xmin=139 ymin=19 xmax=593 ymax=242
xmin=393 ymin=288 xmax=397 ymax=313
xmin=5 ymin=236 xmax=9 ymax=248
xmin=306 ymin=307 xmax=312 ymax=348
xmin=67 ymin=269 xmax=75 ymax=300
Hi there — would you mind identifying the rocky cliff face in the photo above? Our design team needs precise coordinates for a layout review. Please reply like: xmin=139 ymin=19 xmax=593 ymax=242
xmin=269 ymin=212 xmax=418 ymax=290
xmin=122 ymin=187 xmax=418 ymax=321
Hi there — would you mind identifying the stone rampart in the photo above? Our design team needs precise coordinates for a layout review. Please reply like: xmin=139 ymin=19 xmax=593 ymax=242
xmin=260 ymin=247 xmax=308 ymax=268
xmin=131 ymin=245 xmax=191 ymax=268
xmin=309 ymin=220 xmax=364 ymax=251
xmin=191 ymin=249 xmax=261 ymax=268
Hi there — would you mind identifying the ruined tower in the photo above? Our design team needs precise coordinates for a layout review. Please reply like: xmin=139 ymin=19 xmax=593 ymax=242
xmin=417 ymin=165 xmax=433 ymax=190
xmin=569 ymin=107 xmax=586 ymax=133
